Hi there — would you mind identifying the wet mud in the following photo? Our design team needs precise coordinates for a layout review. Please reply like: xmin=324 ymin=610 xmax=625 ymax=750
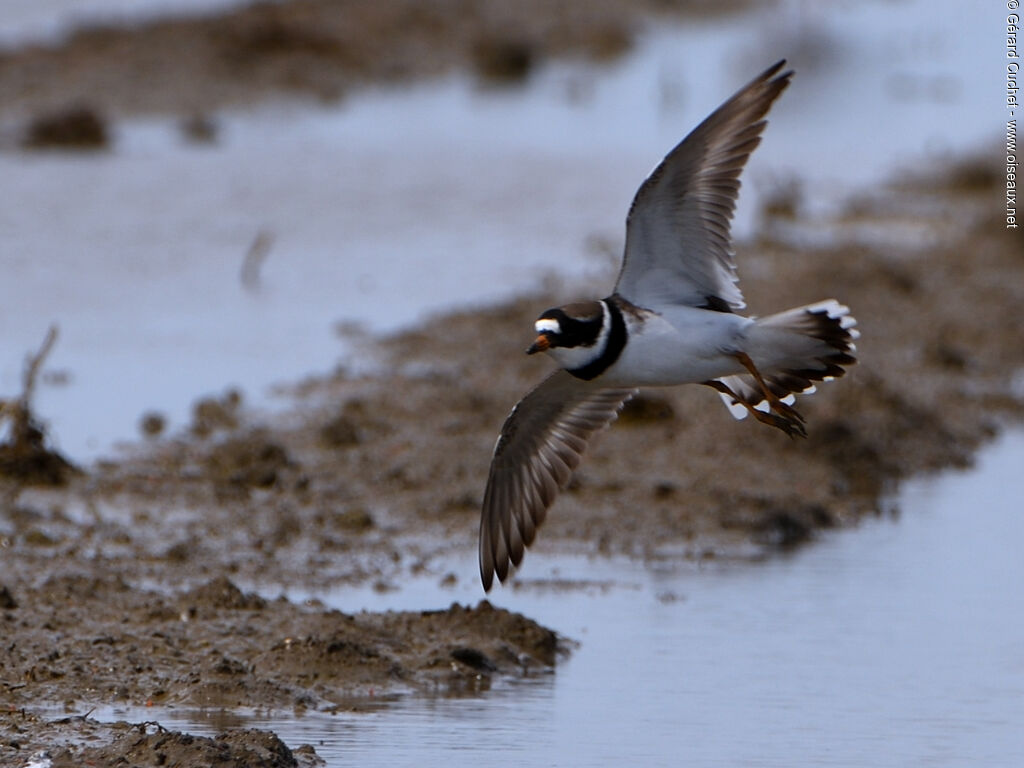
xmin=0 ymin=0 xmax=746 ymax=129
xmin=1 ymin=3 xmax=1022 ymax=764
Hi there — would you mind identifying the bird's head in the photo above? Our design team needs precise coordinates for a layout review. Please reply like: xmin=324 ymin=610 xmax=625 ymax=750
xmin=527 ymin=301 xmax=608 ymax=369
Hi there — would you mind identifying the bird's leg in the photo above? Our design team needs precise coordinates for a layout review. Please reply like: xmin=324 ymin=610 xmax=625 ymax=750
xmin=702 ymin=379 xmax=806 ymax=439
xmin=733 ymin=352 xmax=806 ymax=426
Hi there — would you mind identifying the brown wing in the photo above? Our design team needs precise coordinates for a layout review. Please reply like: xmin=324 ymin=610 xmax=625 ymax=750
xmin=479 ymin=370 xmax=636 ymax=591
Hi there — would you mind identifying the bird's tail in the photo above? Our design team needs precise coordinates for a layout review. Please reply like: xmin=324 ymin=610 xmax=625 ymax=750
xmin=714 ymin=300 xmax=858 ymax=425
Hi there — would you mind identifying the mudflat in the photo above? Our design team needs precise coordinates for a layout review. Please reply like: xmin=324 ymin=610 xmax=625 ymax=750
xmin=1 ymin=2 xmax=1021 ymax=765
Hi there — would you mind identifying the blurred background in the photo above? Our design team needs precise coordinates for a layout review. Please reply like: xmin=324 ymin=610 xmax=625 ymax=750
xmin=0 ymin=0 xmax=1000 ymax=458
xmin=1 ymin=3 xmax=1021 ymax=766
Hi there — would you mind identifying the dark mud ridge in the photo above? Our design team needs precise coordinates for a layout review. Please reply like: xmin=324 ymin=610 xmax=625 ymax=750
xmin=1 ymin=576 xmax=559 ymax=765
xmin=0 ymin=0 xmax=746 ymax=128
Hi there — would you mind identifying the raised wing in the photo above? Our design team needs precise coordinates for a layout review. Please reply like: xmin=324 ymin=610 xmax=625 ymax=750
xmin=479 ymin=371 xmax=636 ymax=591
xmin=615 ymin=60 xmax=792 ymax=312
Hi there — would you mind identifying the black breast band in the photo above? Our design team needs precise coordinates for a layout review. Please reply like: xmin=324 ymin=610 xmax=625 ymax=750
xmin=568 ymin=300 xmax=627 ymax=381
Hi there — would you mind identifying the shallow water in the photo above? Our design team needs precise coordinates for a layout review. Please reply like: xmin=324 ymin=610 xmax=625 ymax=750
xmin=81 ymin=430 xmax=1024 ymax=767
xmin=0 ymin=0 xmax=996 ymax=459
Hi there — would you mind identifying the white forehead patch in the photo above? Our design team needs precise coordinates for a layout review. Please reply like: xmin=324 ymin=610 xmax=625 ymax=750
xmin=535 ymin=318 xmax=561 ymax=334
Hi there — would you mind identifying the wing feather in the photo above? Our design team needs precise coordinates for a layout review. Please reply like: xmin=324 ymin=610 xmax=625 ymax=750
xmin=479 ymin=370 xmax=636 ymax=590
xmin=615 ymin=60 xmax=792 ymax=311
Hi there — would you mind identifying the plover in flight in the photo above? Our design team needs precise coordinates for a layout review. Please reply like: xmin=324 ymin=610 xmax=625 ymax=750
xmin=479 ymin=60 xmax=858 ymax=591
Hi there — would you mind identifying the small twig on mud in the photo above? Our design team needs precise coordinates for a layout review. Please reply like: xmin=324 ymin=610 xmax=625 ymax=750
xmin=0 ymin=324 xmax=77 ymax=488
xmin=23 ymin=325 xmax=58 ymax=406
xmin=55 ymin=707 xmax=97 ymax=724
xmin=1 ymin=325 xmax=58 ymax=445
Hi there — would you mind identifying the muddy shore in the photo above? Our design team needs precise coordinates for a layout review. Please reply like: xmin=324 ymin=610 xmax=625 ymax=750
xmin=2 ymin=2 xmax=1023 ymax=765
xmin=3 ymin=153 xmax=1020 ymax=766
xmin=0 ymin=0 xmax=750 ymax=128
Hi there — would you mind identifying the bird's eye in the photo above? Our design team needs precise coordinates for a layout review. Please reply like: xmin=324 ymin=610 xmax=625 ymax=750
xmin=535 ymin=318 xmax=561 ymax=335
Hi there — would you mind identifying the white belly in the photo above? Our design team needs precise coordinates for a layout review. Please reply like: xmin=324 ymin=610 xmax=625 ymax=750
xmin=600 ymin=308 xmax=752 ymax=387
